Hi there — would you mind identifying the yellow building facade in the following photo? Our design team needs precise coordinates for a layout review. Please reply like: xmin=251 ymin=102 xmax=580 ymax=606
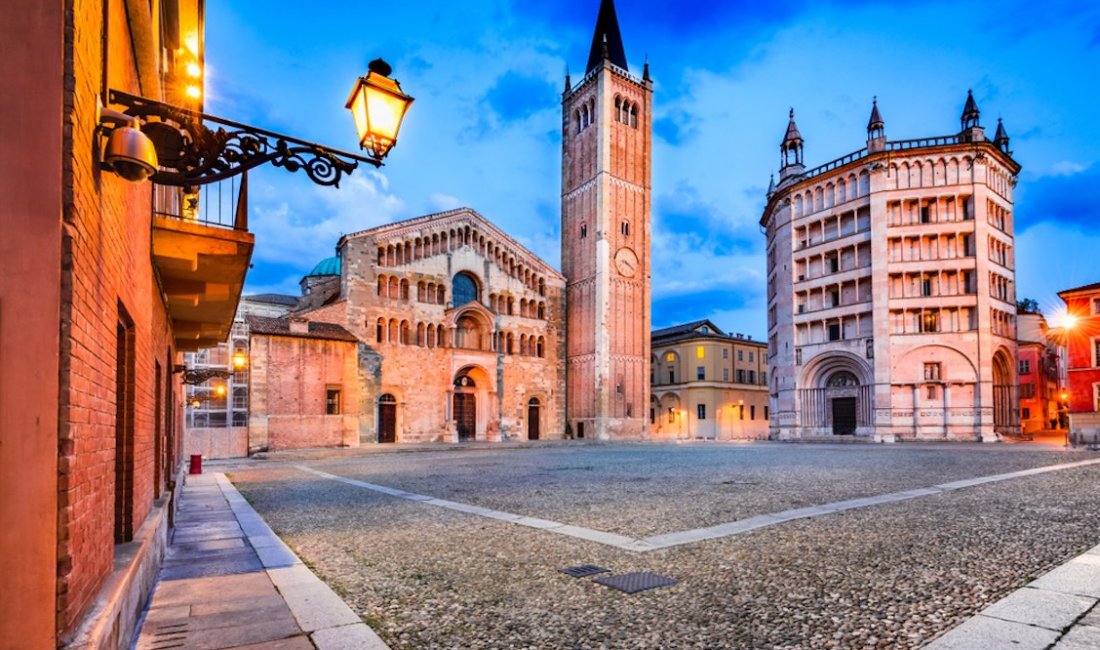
xmin=650 ymin=321 xmax=770 ymax=439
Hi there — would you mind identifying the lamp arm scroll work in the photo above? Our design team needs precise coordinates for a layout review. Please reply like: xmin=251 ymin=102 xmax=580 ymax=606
xmin=107 ymin=90 xmax=378 ymax=188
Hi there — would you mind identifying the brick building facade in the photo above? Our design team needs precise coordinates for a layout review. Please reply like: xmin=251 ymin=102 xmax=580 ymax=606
xmin=1 ymin=1 xmax=252 ymax=647
xmin=561 ymin=0 xmax=653 ymax=440
xmin=761 ymin=95 xmax=1021 ymax=442
xmin=246 ymin=208 xmax=567 ymax=446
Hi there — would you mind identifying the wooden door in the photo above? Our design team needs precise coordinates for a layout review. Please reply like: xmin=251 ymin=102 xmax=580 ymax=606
xmin=378 ymin=398 xmax=396 ymax=443
xmin=455 ymin=393 xmax=476 ymax=441
xmin=527 ymin=401 xmax=540 ymax=440
xmin=831 ymin=397 xmax=857 ymax=435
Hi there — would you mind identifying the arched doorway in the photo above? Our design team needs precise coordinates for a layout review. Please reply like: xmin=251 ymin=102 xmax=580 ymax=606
xmin=992 ymin=349 xmax=1015 ymax=433
xmin=454 ymin=372 xmax=477 ymax=442
xmin=378 ymin=394 xmax=397 ymax=443
xmin=527 ymin=398 xmax=541 ymax=440
xmin=826 ymin=371 xmax=859 ymax=435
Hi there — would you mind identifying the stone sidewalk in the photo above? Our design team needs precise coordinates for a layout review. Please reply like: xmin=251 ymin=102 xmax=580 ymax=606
xmin=925 ymin=542 xmax=1100 ymax=649
xmin=134 ymin=472 xmax=387 ymax=650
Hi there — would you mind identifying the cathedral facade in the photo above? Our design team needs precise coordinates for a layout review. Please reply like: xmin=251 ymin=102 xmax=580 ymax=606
xmin=243 ymin=0 xmax=652 ymax=447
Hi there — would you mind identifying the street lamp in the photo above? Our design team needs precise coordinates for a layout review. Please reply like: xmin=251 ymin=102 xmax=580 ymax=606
xmin=346 ymin=59 xmax=415 ymax=159
xmin=97 ymin=59 xmax=412 ymax=188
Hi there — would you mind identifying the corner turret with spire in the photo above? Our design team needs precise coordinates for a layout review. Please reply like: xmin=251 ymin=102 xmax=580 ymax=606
xmin=867 ymin=97 xmax=886 ymax=153
xmin=959 ymin=89 xmax=985 ymax=143
xmin=779 ymin=108 xmax=805 ymax=182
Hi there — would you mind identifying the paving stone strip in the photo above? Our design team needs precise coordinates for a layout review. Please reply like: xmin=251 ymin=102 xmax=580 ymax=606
xmin=923 ymin=543 xmax=1100 ymax=649
xmin=135 ymin=472 xmax=389 ymax=650
xmin=296 ymin=457 xmax=1100 ymax=553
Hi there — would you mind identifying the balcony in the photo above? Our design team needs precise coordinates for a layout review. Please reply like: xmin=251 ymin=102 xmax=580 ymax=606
xmin=152 ymin=177 xmax=254 ymax=351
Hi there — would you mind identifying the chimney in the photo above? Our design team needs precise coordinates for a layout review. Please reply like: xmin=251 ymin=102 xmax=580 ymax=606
xmin=289 ymin=317 xmax=309 ymax=334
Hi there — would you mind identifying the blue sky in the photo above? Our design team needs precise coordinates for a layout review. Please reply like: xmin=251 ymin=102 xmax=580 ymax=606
xmin=205 ymin=1 xmax=1100 ymax=340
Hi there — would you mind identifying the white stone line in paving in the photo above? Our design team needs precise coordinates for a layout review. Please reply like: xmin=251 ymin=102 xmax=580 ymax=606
xmin=923 ymin=543 xmax=1100 ymax=649
xmin=296 ymin=457 xmax=1100 ymax=553
xmin=213 ymin=473 xmax=391 ymax=650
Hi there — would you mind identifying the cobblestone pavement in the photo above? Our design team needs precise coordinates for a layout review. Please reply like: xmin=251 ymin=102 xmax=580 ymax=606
xmin=227 ymin=443 xmax=1100 ymax=649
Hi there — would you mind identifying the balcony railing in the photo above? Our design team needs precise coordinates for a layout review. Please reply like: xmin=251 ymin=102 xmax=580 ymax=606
xmin=153 ymin=172 xmax=248 ymax=231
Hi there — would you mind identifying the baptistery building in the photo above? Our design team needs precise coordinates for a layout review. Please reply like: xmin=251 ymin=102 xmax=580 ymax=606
xmin=761 ymin=94 xmax=1021 ymax=441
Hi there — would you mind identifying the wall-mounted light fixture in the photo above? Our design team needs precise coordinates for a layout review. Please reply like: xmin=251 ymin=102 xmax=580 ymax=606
xmin=96 ymin=59 xmax=412 ymax=188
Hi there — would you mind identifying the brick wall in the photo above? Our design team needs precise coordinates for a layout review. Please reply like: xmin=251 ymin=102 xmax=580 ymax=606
xmin=248 ymin=334 xmax=361 ymax=451
xmin=56 ymin=0 xmax=179 ymax=638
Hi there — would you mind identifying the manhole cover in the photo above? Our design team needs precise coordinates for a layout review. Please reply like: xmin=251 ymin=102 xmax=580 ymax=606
xmin=594 ymin=572 xmax=678 ymax=594
xmin=560 ymin=564 xmax=610 ymax=578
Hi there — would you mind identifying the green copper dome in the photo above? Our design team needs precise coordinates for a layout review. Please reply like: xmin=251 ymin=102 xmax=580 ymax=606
xmin=307 ymin=256 xmax=340 ymax=277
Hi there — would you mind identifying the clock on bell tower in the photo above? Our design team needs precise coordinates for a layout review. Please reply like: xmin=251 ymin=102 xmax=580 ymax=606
xmin=561 ymin=0 xmax=652 ymax=439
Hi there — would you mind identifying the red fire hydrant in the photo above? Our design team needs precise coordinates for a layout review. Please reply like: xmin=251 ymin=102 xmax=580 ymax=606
xmin=189 ymin=454 xmax=202 ymax=475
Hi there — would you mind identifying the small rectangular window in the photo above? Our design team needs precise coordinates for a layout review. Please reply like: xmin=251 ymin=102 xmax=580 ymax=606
xmin=828 ymin=323 xmax=842 ymax=341
xmin=1019 ymin=360 xmax=1030 ymax=374
xmin=697 ymin=404 xmax=706 ymax=420
xmin=1022 ymin=407 xmax=1031 ymax=419
xmin=621 ymin=221 xmax=630 ymax=236
xmin=748 ymin=370 xmax=756 ymax=384
xmin=326 ymin=388 xmax=341 ymax=415
xmin=580 ymin=223 xmax=587 ymax=238
xmin=737 ymin=350 xmax=743 ymax=361
xmin=668 ymin=408 xmax=675 ymax=424
xmin=696 ymin=345 xmax=705 ymax=359
xmin=723 ymin=368 xmax=730 ymax=382
xmin=748 ymin=351 xmax=754 ymax=362
xmin=926 ymin=385 xmax=938 ymax=399
xmin=737 ymin=369 xmax=745 ymax=383
xmin=668 ymin=369 xmax=675 ymax=384
xmin=764 ymin=406 xmax=770 ymax=420
xmin=722 ymin=349 xmax=729 ymax=359
xmin=696 ymin=366 xmax=705 ymax=380
xmin=750 ymin=405 xmax=756 ymax=420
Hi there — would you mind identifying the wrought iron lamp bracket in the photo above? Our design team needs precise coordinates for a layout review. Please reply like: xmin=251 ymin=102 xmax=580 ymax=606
xmin=173 ymin=365 xmax=232 ymax=385
xmin=106 ymin=89 xmax=379 ymax=188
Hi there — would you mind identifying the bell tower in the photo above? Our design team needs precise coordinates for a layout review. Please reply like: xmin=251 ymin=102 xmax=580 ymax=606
xmin=562 ymin=0 xmax=652 ymax=439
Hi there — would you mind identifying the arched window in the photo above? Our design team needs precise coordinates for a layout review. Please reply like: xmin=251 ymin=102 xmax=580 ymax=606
xmin=537 ymin=302 xmax=545 ymax=319
xmin=437 ymin=285 xmax=446 ymax=305
xmin=506 ymin=333 xmax=514 ymax=355
xmin=376 ymin=318 xmax=385 ymax=343
xmin=452 ymin=272 xmax=479 ymax=306
xmin=417 ymin=281 xmax=426 ymax=302
xmin=399 ymin=321 xmax=410 ymax=345
xmin=400 ymin=279 xmax=410 ymax=301
xmin=388 ymin=277 xmax=398 ymax=299
xmin=629 ymin=104 xmax=637 ymax=128
xmin=427 ymin=324 xmax=436 ymax=349
xmin=520 ymin=334 xmax=528 ymax=356
xmin=436 ymin=323 xmax=446 ymax=348
xmin=538 ymin=278 xmax=545 ymax=296
xmin=416 ymin=322 xmax=426 ymax=346
xmin=536 ymin=336 xmax=545 ymax=358
xmin=388 ymin=319 xmax=398 ymax=343
xmin=377 ymin=247 xmax=385 ymax=266
xmin=377 ymin=276 xmax=386 ymax=296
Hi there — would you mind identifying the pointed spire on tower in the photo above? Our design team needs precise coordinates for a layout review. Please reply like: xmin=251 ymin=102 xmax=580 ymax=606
xmin=867 ymin=97 xmax=886 ymax=152
xmin=961 ymin=89 xmax=981 ymax=129
xmin=642 ymin=54 xmax=650 ymax=82
xmin=780 ymin=108 xmax=805 ymax=177
xmin=783 ymin=108 xmax=803 ymax=145
xmin=564 ymin=65 xmax=572 ymax=93
xmin=993 ymin=117 xmax=1010 ymax=152
xmin=586 ymin=0 xmax=629 ymax=74
xmin=867 ymin=97 xmax=884 ymax=131
xmin=767 ymin=174 xmax=776 ymax=197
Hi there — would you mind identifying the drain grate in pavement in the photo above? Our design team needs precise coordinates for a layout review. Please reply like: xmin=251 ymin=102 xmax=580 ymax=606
xmin=593 ymin=572 xmax=678 ymax=594
xmin=559 ymin=564 xmax=610 ymax=578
